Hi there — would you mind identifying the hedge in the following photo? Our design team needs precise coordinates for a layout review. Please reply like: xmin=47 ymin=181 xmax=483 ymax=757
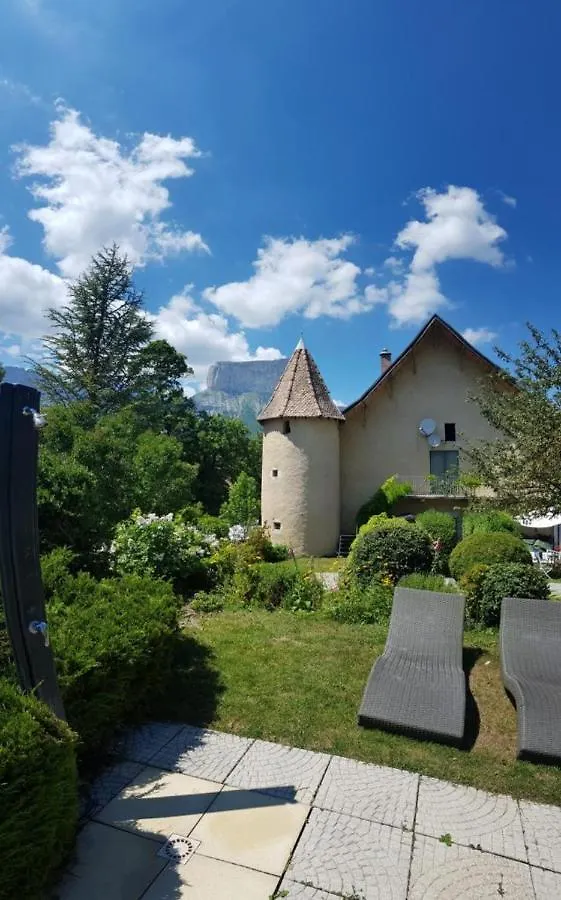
xmin=463 ymin=563 xmax=550 ymax=627
xmin=448 ymin=531 xmax=532 ymax=581
xmin=349 ymin=524 xmax=433 ymax=586
xmin=462 ymin=510 xmax=521 ymax=538
xmin=0 ymin=679 xmax=78 ymax=900
xmin=415 ymin=509 xmax=457 ymax=572
xmin=49 ymin=573 xmax=181 ymax=761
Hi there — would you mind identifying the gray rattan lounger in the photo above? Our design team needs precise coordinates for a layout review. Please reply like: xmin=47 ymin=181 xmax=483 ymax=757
xmin=500 ymin=596 xmax=561 ymax=762
xmin=358 ymin=587 xmax=466 ymax=743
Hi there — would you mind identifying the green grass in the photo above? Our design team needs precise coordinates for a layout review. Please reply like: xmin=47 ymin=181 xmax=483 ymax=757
xmin=292 ymin=556 xmax=345 ymax=573
xmin=180 ymin=609 xmax=561 ymax=806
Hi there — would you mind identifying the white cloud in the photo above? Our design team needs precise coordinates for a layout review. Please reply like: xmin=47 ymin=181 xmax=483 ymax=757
xmin=152 ymin=290 xmax=282 ymax=381
xmin=0 ymin=226 xmax=67 ymax=339
xmin=462 ymin=326 xmax=498 ymax=346
xmin=383 ymin=255 xmax=404 ymax=273
xmin=2 ymin=344 xmax=22 ymax=357
xmin=0 ymin=76 xmax=41 ymax=106
xmin=14 ymin=106 xmax=208 ymax=278
xmin=499 ymin=191 xmax=517 ymax=208
xmin=382 ymin=185 xmax=508 ymax=325
xmin=204 ymin=235 xmax=368 ymax=327
xmin=364 ymin=266 xmax=375 ymax=276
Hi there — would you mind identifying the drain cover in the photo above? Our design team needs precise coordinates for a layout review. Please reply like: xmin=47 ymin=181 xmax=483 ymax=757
xmin=158 ymin=834 xmax=200 ymax=864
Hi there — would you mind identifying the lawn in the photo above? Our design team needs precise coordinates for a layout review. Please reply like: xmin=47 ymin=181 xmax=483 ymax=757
xmin=293 ymin=556 xmax=345 ymax=573
xmin=180 ymin=609 xmax=561 ymax=806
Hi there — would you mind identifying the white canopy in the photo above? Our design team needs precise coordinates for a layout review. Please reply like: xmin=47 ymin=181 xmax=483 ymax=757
xmin=517 ymin=514 xmax=561 ymax=530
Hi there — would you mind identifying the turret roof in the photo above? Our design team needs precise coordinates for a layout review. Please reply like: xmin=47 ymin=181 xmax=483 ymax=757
xmin=257 ymin=342 xmax=344 ymax=422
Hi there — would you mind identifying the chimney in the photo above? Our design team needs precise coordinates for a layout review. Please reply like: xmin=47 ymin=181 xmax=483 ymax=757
xmin=380 ymin=349 xmax=392 ymax=374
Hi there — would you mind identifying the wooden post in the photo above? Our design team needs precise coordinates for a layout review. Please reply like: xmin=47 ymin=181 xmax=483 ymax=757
xmin=0 ymin=382 xmax=65 ymax=719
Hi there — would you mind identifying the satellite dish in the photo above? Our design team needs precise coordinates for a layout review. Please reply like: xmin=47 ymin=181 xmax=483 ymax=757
xmin=419 ymin=418 xmax=436 ymax=436
xmin=428 ymin=433 xmax=442 ymax=448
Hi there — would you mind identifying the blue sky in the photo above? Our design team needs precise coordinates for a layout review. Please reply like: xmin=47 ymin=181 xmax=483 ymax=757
xmin=1 ymin=0 xmax=560 ymax=404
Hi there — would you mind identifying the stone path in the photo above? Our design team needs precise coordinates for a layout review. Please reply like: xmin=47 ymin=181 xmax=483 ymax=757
xmin=53 ymin=724 xmax=561 ymax=899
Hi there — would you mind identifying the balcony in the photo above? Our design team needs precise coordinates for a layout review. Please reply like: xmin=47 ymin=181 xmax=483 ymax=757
xmin=405 ymin=475 xmax=492 ymax=500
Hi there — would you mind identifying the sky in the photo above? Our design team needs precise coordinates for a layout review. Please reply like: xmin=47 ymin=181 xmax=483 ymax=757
xmin=1 ymin=0 xmax=560 ymax=404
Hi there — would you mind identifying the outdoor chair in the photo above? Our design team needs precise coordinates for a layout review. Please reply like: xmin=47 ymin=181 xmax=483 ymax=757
xmin=500 ymin=596 xmax=561 ymax=762
xmin=358 ymin=587 xmax=466 ymax=743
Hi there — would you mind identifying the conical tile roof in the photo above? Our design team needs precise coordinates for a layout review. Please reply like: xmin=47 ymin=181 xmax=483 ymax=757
xmin=257 ymin=341 xmax=344 ymax=422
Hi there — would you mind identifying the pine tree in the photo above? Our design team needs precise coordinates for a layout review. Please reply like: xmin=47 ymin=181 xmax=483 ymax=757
xmin=34 ymin=245 xmax=153 ymax=413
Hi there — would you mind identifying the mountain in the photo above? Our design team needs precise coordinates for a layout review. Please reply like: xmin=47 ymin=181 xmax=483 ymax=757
xmin=193 ymin=359 xmax=287 ymax=431
xmin=1 ymin=365 xmax=38 ymax=389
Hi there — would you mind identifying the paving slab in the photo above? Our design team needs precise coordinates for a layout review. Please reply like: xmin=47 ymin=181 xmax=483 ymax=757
xmin=226 ymin=738 xmax=330 ymax=803
xmin=141 ymin=853 xmax=278 ymax=899
xmin=114 ymin=722 xmax=184 ymax=765
xmin=520 ymin=800 xmax=561 ymax=873
xmin=95 ymin=766 xmax=221 ymax=840
xmin=531 ymin=866 xmax=561 ymax=900
xmin=314 ymin=754 xmax=418 ymax=829
xmin=54 ymin=822 xmax=166 ymax=900
xmin=286 ymin=807 xmax=412 ymax=899
xmin=190 ymin=784 xmax=309 ymax=876
xmin=408 ymin=834 xmax=534 ymax=899
xmin=276 ymin=880 xmax=334 ymax=899
xmin=150 ymin=725 xmax=253 ymax=782
xmin=415 ymin=776 xmax=527 ymax=862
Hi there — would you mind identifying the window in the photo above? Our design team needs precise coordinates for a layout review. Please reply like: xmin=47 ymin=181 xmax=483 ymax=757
xmin=283 ymin=420 xmax=291 ymax=434
xmin=273 ymin=521 xmax=281 ymax=530
xmin=444 ymin=422 xmax=456 ymax=442
xmin=430 ymin=450 xmax=459 ymax=476
xmin=272 ymin=469 xmax=279 ymax=477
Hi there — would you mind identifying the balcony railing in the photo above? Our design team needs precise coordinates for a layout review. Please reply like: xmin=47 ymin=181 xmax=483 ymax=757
xmin=405 ymin=475 xmax=492 ymax=499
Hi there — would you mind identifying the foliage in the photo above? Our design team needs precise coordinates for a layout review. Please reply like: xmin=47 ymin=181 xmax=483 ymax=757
xmin=323 ymin=577 xmax=393 ymax=625
xmin=262 ymin=542 xmax=291 ymax=562
xmin=219 ymin=559 xmax=323 ymax=613
xmin=132 ymin=431 xmax=198 ymax=514
xmin=415 ymin=509 xmax=457 ymax=573
xmin=190 ymin=591 xmax=225 ymax=613
xmin=49 ymin=573 xmax=180 ymax=759
xmin=34 ymin=245 xmax=154 ymax=412
xmin=355 ymin=512 xmax=415 ymax=542
xmin=449 ymin=531 xmax=532 ymax=581
xmin=463 ymin=563 xmax=550 ymax=627
xmin=192 ymin=414 xmax=262 ymax=513
xmin=0 ymin=679 xmax=78 ymax=900
xmin=220 ymin=471 xmax=260 ymax=526
xmin=40 ymin=547 xmax=77 ymax=599
xmin=111 ymin=511 xmax=219 ymax=594
xmin=349 ymin=523 xmax=433 ymax=586
xmin=462 ymin=510 xmax=521 ymax=538
xmin=355 ymin=475 xmax=413 ymax=528
xmin=468 ymin=323 xmax=561 ymax=516
xmin=459 ymin=564 xmax=490 ymax=623
xmin=398 ymin=572 xmax=458 ymax=592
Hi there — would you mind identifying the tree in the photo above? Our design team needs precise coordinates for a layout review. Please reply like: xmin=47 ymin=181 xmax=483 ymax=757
xmin=220 ymin=472 xmax=260 ymax=526
xmin=34 ymin=245 xmax=153 ymax=413
xmin=133 ymin=431 xmax=197 ymax=514
xmin=128 ymin=339 xmax=195 ymax=432
xmin=192 ymin=413 xmax=262 ymax=513
xmin=469 ymin=324 xmax=561 ymax=515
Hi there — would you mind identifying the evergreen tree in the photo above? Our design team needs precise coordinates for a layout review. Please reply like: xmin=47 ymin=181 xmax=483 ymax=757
xmin=34 ymin=245 xmax=153 ymax=413
xmin=220 ymin=471 xmax=260 ymax=526
xmin=469 ymin=324 xmax=561 ymax=515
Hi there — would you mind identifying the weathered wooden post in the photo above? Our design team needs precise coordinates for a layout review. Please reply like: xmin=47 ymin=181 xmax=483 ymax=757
xmin=0 ymin=382 xmax=65 ymax=718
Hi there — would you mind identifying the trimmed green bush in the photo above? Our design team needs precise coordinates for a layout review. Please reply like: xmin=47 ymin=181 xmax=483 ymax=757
xmin=449 ymin=531 xmax=532 ymax=581
xmin=415 ymin=509 xmax=457 ymax=573
xmin=356 ymin=476 xmax=413 ymax=528
xmin=462 ymin=510 xmax=521 ymax=538
xmin=459 ymin=564 xmax=490 ymax=623
xmin=464 ymin=563 xmax=550 ymax=627
xmin=323 ymin=577 xmax=393 ymax=624
xmin=190 ymin=591 xmax=225 ymax=613
xmin=0 ymin=679 xmax=78 ymax=900
xmin=349 ymin=524 xmax=433 ymax=586
xmin=398 ymin=573 xmax=458 ymax=592
xmin=355 ymin=512 xmax=413 ymax=542
xmin=49 ymin=573 xmax=180 ymax=760
xmin=41 ymin=546 xmax=77 ymax=599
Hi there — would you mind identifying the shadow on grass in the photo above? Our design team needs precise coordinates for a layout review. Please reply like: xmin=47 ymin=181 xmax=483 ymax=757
xmin=155 ymin=630 xmax=225 ymax=727
xmin=461 ymin=646 xmax=483 ymax=751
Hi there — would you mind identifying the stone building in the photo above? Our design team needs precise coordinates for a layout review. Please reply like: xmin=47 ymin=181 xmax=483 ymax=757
xmin=258 ymin=315 xmax=501 ymax=556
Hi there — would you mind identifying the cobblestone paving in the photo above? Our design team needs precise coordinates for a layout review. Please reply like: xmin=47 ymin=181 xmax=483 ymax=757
xmin=65 ymin=724 xmax=561 ymax=899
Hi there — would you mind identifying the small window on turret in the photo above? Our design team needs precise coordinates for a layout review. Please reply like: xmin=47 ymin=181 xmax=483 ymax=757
xmin=272 ymin=469 xmax=279 ymax=477
xmin=273 ymin=521 xmax=281 ymax=530
xmin=283 ymin=421 xmax=291 ymax=434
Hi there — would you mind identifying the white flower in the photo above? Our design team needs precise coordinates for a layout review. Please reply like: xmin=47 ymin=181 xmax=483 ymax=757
xmin=228 ymin=524 xmax=247 ymax=543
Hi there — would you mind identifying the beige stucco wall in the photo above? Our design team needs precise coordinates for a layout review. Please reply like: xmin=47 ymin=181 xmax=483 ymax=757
xmin=340 ymin=328 xmax=499 ymax=532
xmin=261 ymin=418 xmax=341 ymax=556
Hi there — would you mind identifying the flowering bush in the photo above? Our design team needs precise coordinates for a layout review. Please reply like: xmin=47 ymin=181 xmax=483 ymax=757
xmin=228 ymin=524 xmax=247 ymax=543
xmin=111 ymin=510 xmax=219 ymax=593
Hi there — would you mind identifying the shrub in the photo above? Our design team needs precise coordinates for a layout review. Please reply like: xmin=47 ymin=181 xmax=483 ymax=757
xmin=0 ymin=679 xmax=78 ymax=900
xmin=349 ymin=523 xmax=433 ymax=586
xmin=190 ymin=591 xmax=225 ymax=613
xmin=415 ymin=509 xmax=457 ymax=573
xmin=49 ymin=573 xmax=180 ymax=760
xmin=262 ymin=542 xmax=291 ymax=562
xmin=398 ymin=573 xmax=457 ymax=592
xmin=41 ymin=546 xmax=77 ymax=599
xmin=470 ymin=563 xmax=550 ymax=627
xmin=355 ymin=512 xmax=414 ymax=541
xmin=111 ymin=511 xmax=219 ymax=594
xmin=449 ymin=531 xmax=532 ymax=581
xmin=459 ymin=564 xmax=490 ymax=623
xmin=356 ymin=475 xmax=413 ymax=528
xmin=462 ymin=510 xmax=521 ymax=538
xmin=220 ymin=471 xmax=260 ymax=527
xmin=323 ymin=577 xmax=393 ymax=625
